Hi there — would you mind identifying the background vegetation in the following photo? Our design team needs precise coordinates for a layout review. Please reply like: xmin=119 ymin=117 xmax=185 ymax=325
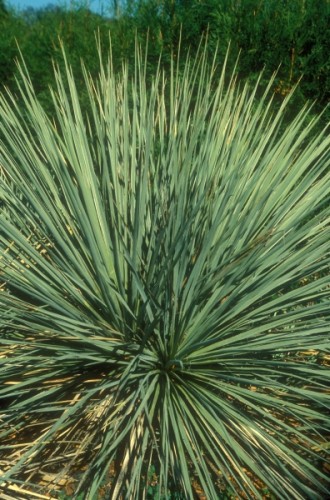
xmin=1 ymin=0 xmax=329 ymax=122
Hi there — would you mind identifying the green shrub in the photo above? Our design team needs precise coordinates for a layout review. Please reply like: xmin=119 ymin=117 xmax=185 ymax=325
xmin=0 ymin=42 xmax=329 ymax=499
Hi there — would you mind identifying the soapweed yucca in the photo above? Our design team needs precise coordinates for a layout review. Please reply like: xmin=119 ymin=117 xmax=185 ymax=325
xmin=0 ymin=43 xmax=329 ymax=499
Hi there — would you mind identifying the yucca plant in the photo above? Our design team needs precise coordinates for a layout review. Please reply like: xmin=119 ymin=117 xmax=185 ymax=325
xmin=0 ymin=41 xmax=329 ymax=499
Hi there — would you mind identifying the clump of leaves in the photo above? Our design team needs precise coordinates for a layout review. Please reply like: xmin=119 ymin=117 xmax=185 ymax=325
xmin=0 ymin=41 xmax=329 ymax=499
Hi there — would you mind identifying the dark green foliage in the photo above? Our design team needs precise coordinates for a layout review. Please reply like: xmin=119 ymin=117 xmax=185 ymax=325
xmin=1 ymin=4 xmax=110 ymax=109
xmin=129 ymin=0 xmax=329 ymax=101
xmin=0 ymin=0 xmax=7 ymax=14
xmin=0 ymin=4 xmax=24 ymax=87
xmin=0 ymin=0 xmax=328 ymax=127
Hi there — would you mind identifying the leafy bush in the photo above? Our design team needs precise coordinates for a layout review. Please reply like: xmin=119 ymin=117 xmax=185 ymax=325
xmin=130 ymin=0 xmax=330 ymax=106
xmin=0 ymin=43 xmax=329 ymax=499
